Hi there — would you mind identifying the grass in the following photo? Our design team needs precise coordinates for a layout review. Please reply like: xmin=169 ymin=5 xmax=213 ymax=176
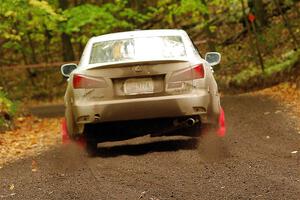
xmin=228 ymin=49 xmax=300 ymax=89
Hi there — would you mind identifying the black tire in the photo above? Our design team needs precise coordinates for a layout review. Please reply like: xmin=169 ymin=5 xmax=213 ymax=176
xmin=85 ymin=139 xmax=98 ymax=157
xmin=83 ymin=124 xmax=98 ymax=157
xmin=184 ymin=123 xmax=202 ymax=137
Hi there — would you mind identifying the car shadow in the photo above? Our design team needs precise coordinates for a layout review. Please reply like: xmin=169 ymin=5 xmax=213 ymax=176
xmin=94 ymin=137 xmax=199 ymax=158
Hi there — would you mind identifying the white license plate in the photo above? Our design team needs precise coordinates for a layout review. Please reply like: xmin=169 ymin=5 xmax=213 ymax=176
xmin=124 ymin=78 xmax=154 ymax=95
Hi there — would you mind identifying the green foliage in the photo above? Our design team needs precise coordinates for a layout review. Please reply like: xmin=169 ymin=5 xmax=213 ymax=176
xmin=231 ymin=50 xmax=300 ymax=87
xmin=146 ymin=0 xmax=209 ymax=29
xmin=0 ymin=0 xmax=153 ymax=57
xmin=0 ymin=0 xmax=62 ymax=63
xmin=0 ymin=0 xmax=299 ymax=99
xmin=0 ymin=89 xmax=16 ymax=128
xmin=265 ymin=50 xmax=299 ymax=75
xmin=0 ymin=0 xmax=59 ymax=40
xmin=62 ymin=2 xmax=148 ymax=44
xmin=0 ymin=0 xmax=249 ymax=60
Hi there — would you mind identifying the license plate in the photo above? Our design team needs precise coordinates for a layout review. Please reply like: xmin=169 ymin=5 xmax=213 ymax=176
xmin=124 ymin=78 xmax=154 ymax=95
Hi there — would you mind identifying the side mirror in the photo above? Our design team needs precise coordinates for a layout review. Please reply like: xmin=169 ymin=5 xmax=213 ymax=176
xmin=205 ymin=52 xmax=221 ymax=66
xmin=61 ymin=63 xmax=77 ymax=78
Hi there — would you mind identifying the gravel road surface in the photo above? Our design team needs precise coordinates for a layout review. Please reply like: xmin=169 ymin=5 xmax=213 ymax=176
xmin=1 ymin=94 xmax=300 ymax=200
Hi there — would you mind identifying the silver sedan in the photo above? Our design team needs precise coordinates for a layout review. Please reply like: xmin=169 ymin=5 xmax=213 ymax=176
xmin=61 ymin=29 xmax=224 ymax=154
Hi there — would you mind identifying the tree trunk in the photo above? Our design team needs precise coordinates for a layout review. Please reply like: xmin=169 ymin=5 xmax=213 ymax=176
xmin=59 ymin=0 xmax=75 ymax=61
xmin=26 ymin=32 xmax=38 ymax=64
xmin=240 ymin=0 xmax=257 ymax=61
xmin=61 ymin=33 xmax=75 ymax=61
xmin=254 ymin=0 xmax=268 ymax=26
xmin=43 ymin=28 xmax=52 ymax=63
xmin=130 ymin=0 xmax=140 ymax=10
xmin=251 ymin=22 xmax=265 ymax=72
xmin=248 ymin=0 xmax=267 ymax=28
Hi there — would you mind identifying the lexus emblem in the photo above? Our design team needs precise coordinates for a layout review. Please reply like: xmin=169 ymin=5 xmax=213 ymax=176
xmin=133 ymin=66 xmax=143 ymax=72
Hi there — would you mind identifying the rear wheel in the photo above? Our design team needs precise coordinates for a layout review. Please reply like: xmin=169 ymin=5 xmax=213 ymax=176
xmin=185 ymin=123 xmax=203 ymax=137
xmin=85 ymin=139 xmax=98 ymax=157
xmin=83 ymin=125 xmax=98 ymax=156
xmin=65 ymin=107 xmax=77 ymax=140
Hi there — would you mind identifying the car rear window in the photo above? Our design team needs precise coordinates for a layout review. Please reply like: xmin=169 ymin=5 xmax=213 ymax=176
xmin=89 ymin=36 xmax=187 ymax=64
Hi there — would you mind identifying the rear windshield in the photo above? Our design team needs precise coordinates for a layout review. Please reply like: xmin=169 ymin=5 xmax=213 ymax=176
xmin=89 ymin=36 xmax=187 ymax=64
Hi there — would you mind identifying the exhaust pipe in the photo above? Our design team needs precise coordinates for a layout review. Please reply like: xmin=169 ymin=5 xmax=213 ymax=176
xmin=186 ymin=118 xmax=197 ymax=127
xmin=173 ymin=117 xmax=199 ymax=128
xmin=151 ymin=117 xmax=200 ymax=137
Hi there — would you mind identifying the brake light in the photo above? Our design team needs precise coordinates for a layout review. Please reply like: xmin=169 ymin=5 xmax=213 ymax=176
xmin=192 ymin=64 xmax=204 ymax=79
xmin=73 ymin=74 xmax=107 ymax=89
xmin=168 ymin=64 xmax=205 ymax=83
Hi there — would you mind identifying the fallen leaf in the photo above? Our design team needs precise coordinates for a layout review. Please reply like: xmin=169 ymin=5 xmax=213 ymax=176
xmin=32 ymin=160 xmax=38 ymax=172
xmin=30 ymin=138 xmax=37 ymax=145
xmin=291 ymin=151 xmax=298 ymax=154
xmin=17 ymin=117 xmax=25 ymax=123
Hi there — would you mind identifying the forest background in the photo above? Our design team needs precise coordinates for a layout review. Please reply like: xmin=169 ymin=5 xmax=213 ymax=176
xmin=0 ymin=0 xmax=299 ymax=127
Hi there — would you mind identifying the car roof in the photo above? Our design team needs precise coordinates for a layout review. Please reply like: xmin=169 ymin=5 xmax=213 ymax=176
xmin=89 ymin=29 xmax=187 ymax=43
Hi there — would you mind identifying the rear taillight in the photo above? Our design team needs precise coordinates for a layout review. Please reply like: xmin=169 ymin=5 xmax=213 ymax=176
xmin=73 ymin=74 xmax=107 ymax=89
xmin=192 ymin=64 xmax=205 ymax=79
xmin=168 ymin=64 xmax=205 ymax=83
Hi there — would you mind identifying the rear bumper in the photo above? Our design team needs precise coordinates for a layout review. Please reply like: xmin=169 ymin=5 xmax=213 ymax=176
xmin=72 ymin=90 xmax=211 ymax=124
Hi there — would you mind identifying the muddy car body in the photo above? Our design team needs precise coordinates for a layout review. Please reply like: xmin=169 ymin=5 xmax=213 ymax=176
xmin=61 ymin=29 xmax=223 ymax=152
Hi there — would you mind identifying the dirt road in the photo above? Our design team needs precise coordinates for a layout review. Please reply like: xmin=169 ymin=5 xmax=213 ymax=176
xmin=1 ymin=94 xmax=300 ymax=199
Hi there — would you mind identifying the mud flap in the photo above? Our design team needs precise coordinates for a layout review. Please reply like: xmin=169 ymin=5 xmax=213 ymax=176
xmin=217 ymin=107 xmax=226 ymax=137
xmin=61 ymin=118 xmax=86 ymax=147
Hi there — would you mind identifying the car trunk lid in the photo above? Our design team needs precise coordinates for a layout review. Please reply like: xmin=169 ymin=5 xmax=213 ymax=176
xmin=74 ymin=60 xmax=197 ymax=101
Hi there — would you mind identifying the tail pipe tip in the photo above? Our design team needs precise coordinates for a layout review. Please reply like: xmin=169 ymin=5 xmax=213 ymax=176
xmin=186 ymin=118 xmax=196 ymax=127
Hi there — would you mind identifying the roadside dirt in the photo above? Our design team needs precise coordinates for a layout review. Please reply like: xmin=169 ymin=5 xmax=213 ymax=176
xmin=0 ymin=116 xmax=60 ymax=166
xmin=0 ymin=94 xmax=300 ymax=199
xmin=253 ymin=82 xmax=300 ymax=117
